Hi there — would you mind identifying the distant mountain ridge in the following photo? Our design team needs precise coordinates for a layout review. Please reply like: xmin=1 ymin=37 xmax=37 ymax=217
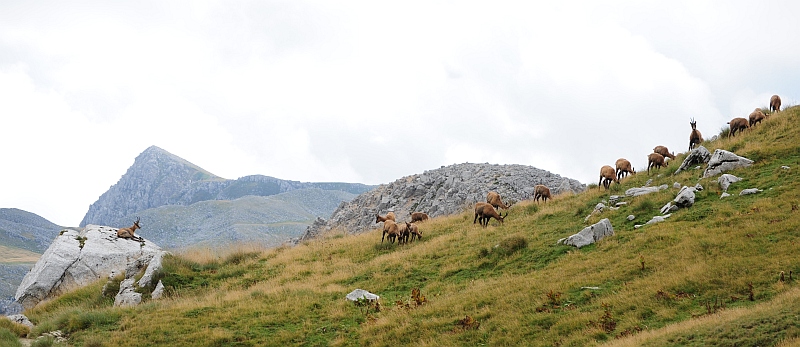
xmin=0 ymin=208 xmax=61 ymax=253
xmin=301 ymin=162 xmax=586 ymax=240
xmin=80 ymin=146 xmax=373 ymax=227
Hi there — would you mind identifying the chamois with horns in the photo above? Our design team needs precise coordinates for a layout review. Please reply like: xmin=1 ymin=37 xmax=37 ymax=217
xmin=117 ymin=217 xmax=143 ymax=242
xmin=689 ymin=118 xmax=703 ymax=151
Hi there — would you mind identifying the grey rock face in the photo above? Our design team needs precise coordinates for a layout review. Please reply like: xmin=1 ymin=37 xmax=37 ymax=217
xmin=557 ymin=219 xmax=614 ymax=249
xmin=114 ymin=279 xmax=142 ymax=307
xmin=14 ymin=225 xmax=164 ymax=310
xmin=718 ymin=174 xmax=742 ymax=192
xmin=674 ymin=186 xmax=696 ymax=208
xmin=674 ymin=146 xmax=712 ymax=175
xmin=703 ymin=150 xmax=754 ymax=178
xmin=301 ymin=163 xmax=585 ymax=239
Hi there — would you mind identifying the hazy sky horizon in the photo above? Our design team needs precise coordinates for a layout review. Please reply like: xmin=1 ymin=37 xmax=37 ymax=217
xmin=2 ymin=1 xmax=799 ymax=226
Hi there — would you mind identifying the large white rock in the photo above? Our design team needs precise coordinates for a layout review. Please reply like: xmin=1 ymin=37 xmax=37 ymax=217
xmin=557 ymin=218 xmax=614 ymax=249
xmin=625 ymin=185 xmax=669 ymax=197
xmin=346 ymin=289 xmax=380 ymax=302
xmin=15 ymin=225 xmax=164 ymax=310
xmin=703 ymin=149 xmax=754 ymax=178
xmin=718 ymin=174 xmax=742 ymax=192
xmin=674 ymin=186 xmax=696 ymax=208
xmin=674 ymin=146 xmax=712 ymax=175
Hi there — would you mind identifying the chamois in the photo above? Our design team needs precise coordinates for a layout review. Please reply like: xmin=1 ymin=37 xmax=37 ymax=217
xmin=375 ymin=212 xmax=396 ymax=223
xmin=652 ymin=146 xmax=675 ymax=160
xmin=598 ymin=165 xmax=618 ymax=190
xmin=381 ymin=220 xmax=400 ymax=244
xmin=473 ymin=202 xmax=506 ymax=227
xmin=727 ymin=117 xmax=749 ymax=137
xmin=396 ymin=222 xmax=411 ymax=245
xmin=647 ymin=153 xmax=667 ymax=174
xmin=614 ymin=158 xmax=635 ymax=181
xmin=410 ymin=212 xmax=429 ymax=223
xmin=748 ymin=108 xmax=767 ymax=127
xmin=117 ymin=217 xmax=143 ymax=242
xmin=533 ymin=184 xmax=551 ymax=204
xmin=770 ymin=95 xmax=781 ymax=113
xmin=405 ymin=222 xmax=423 ymax=242
xmin=486 ymin=191 xmax=511 ymax=210
xmin=689 ymin=118 xmax=703 ymax=151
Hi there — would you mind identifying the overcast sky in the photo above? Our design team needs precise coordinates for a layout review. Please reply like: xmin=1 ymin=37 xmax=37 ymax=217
xmin=1 ymin=1 xmax=798 ymax=226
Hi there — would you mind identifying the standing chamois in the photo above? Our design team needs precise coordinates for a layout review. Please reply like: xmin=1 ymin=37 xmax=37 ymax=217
xmin=117 ymin=217 xmax=143 ymax=242
xmin=689 ymin=118 xmax=703 ymax=151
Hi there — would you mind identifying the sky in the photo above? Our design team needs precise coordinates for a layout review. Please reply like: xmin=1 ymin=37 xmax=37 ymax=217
xmin=1 ymin=1 xmax=799 ymax=227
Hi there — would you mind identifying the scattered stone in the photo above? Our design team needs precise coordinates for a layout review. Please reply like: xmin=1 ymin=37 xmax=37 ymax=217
xmin=781 ymin=166 xmax=790 ymax=170
xmin=151 ymin=280 xmax=165 ymax=299
xmin=673 ymin=182 xmax=681 ymax=189
xmin=720 ymin=192 xmax=731 ymax=199
xmin=595 ymin=203 xmax=606 ymax=212
xmin=645 ymin=214 xmax=671 ymax=225
xmin=4 ymin=314 xmax=33 ymax=328
xmin=634 ymin=224 xmax=643 ymax=229
xmin=703 ymin=149 xmax=754 ymax=178
xmin=609 ymin=195 xmax=620 ymax=205
xmin=674 ymin=186 xmax=697 ymax=208
xmin=645 ymin=179 xmax=653 ymax=187
xmin=615 ymin=202 xmax=628 ymax=207
xmin=627 ymin=215 xmax=635 ymax=221
xmin=694 ymin=184 xmax=704 ymax=191
xmin=346 ymin=289 xmax=380 ymax=302
xmin=625 ymin=184 xmax=669 ymax=197
xmin=580 ymin=287 xmax=602 ymax=290
xmin=718 ymin=174 xmax=742 ymax=192
xmin=660 ymin=202 xmax=678 ymax=214
xmin=739 ymin=188 xmax=763 ymax=196
xmin=557 ymin=219 xmax=614 ymax=249
xmin=675 ymin=146 xmax=712 ymax=174
xmin=42 ymin=330 xmax=67 ymax=344
xmin=114 ymin=278 xmax=142 ymax=307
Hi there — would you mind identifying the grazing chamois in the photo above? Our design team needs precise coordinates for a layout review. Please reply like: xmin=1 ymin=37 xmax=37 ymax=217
xmin=486 ymin=191 xmax=511 ymax=210
xmin=117 ymin=217 xmax=143 ymax=242
xmin=381 ymin=220 xmax=400 ymax=244
xmin=473 ymin=202 xmax=506 ymax=227
xmin=410 ymin=212 xmax=429 ymax=223
xmin=770 ymin=95 xmax=781 ymax=113
xmin=396 ymin=222 xmax=411 ymax=245
xmin=728 ymin=117 xmax=749 ymax=137
xmin=652 ymin=146 xmax=675 ymax=160
xmin=375 ymin=212 xmax=396 ymax=223
xmin=405 ymin=222 xmax=423 ymax=242
xmin=599 ymin=165 xmax=618 ymax=190
xmin=647 ymin=153 xmax=667 ymax=174
xmin=748 ymin=108 xmax=767 ymax=127
xmin=533 ymin=184 xmax=551 ymax=204
xmin=689 ymin=118 xmax=703 ymax=151
xmin=615 ymin=158 xmax=635 ymax=181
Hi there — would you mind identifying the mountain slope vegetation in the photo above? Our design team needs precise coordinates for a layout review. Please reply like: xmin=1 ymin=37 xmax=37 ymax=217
xmin=14 ymin=106 xmax=800 ymax=346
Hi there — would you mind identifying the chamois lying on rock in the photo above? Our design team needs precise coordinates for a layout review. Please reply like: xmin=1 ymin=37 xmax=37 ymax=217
xmin=647 ymin=153 xmax=667 ymax=174
xmin=473 ymin=202 xmax=506 ymax=227
xmin=615 ymin=158 xmax=635 ymax=181
xmin=728 ymin=117 xmax=749 ymax=137
xmin=375 ymin=212 xmax=396 ymax=223
xmin=653 ymin=146 xmax=675 ymax=160
xmin=486 ymin=191 xmax=511 ymax=210
xmin=748 ymin=108 xmax=767 ymax=127
xmin=117 ymin=217 xmax=144 ymax=242
xmin=599 ymin=165 xmax=618 ymax=190
xmin=410 ymin=212 xmax=429 ymax=223
xmin=533 ymin=184 xmax=551 ymax=204
xmin=770 ymin=95 xmax=781 ymax=113
xmin=689 ymin=118 xmax=703 ymax=151
xmin=381 ymin=220 xmax=400 ymax=244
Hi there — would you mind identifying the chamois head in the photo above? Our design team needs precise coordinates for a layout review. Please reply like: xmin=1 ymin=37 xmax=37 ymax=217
xmin=690 ymin=118 xmax=697 ymax=130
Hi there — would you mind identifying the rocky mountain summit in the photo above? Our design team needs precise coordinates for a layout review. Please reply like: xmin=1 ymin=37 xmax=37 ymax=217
xmin=301 ymin=163 xmax=585 ymax=239
xmin=80 ymin=146 xmax=372 ymax=227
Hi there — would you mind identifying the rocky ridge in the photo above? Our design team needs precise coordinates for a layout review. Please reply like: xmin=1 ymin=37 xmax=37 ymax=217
xmin=301 ymin=163 xmax=585 ymax=239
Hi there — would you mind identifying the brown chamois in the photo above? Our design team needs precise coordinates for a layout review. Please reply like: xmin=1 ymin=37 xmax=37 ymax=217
xmin=728 ymin=117 xmax=749 ymax=137
xmin=375 ymin=212 xmax=396 ymax=223
xmin=410 ymin=212 xmax=429 ymax=223
xmin=396 ymin=222 xmax=411 ymax=245
xmin=473 ymin=202 xmax=506 ymax=227
xmin=486 ymin=191 xmax=511 ymax=210
xmin=117 ymin=217 xmax=143 ymax=242
xmin=748 ymin=108 xmax=767 ymax=127
xmin=689 ymin=118 xmax=703 ymax=151
xmin=599 ymin=165 xmax=618 ymax=190
xmin=647 ymin=153 xmax=668 ymax=174
xmin=652 ymin=146 xmax=675 ymax=160
xmin=770 ymin=94 xmax=781 ymax=113
xmin=381 ymin=220 xmax=400 ymax=244
xmin=533 ymin=184 xmax=551 ymax=204
xmin=405 ymin=222 xmax=423 ymax=242
xmin=614 ymin=158 xmax=636 ymax=181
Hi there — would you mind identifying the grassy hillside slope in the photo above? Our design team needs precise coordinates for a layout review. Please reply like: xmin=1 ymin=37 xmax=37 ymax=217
xmin=12 ymin=107 xmax=800 ymax=346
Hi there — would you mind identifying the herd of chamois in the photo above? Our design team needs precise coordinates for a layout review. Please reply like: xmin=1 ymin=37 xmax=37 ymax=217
xmin=374 ymin=94 xmax=784 ymax=243
xmin=600 ymin=94 xmax=782 ymax=190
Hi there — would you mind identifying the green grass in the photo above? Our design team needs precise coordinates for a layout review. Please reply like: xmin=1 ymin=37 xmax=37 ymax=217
xmin=21 ymin=106 xmax=800 ymax=346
